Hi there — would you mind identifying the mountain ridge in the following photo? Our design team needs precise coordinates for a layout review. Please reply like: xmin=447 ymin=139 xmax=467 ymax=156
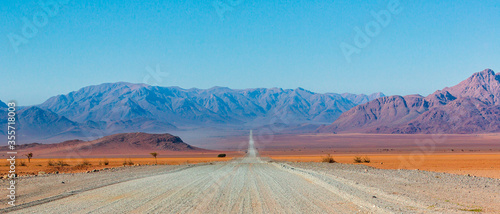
xmin=38 ymin=84 xmax=385 ymax=127
xmin=319 ymin=69 xmax=500 ymax=134
xmin=1 ymin=85 xmax=384 ymax=143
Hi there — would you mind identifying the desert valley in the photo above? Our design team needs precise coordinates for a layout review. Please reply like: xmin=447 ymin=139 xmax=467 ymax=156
xmin=1 ymin=69 xmax=500 ymax=212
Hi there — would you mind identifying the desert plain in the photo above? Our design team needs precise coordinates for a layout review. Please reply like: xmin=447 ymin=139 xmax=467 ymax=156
xmin=1 ymin=132 xmax=499 ymax=213
xmin=2 ymin=133 xmax=500 ymax=178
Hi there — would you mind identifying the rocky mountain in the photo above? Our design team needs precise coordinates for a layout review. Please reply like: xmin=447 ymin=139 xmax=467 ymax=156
xmin=340 ymin=92 xmax=386 ymax=105
xmin=0 ymin=85 xmax=384 ymax=143
xmin=0 ymin=132 xmax=203 ymax=157
xmin=0 ymin=106 xmax=95 ymax=142
xmin=38 ymin=83 xmax=385 ymax=128
xmin=319 ymin=69 xmax=500 ymax=134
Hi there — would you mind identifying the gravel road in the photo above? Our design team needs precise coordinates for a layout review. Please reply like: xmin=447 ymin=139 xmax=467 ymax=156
xmin=2 ymin=131 xmax=499 ymax=213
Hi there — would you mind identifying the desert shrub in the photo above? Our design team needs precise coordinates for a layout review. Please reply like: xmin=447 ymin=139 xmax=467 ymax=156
xmin=99 ymin=159 xmax=110 ymax=166
xmin=353 ymin=156 xmax=362 ymax=163
xmin=48 ymin=160 xmax=69 ymax=167
xmin=123 ymin=159 xmax=134 ymax=166
xmin=74 ymin=160 xmax=92 ymax=169
xmin=321 ymin=154 xmax=336 ymax=163
xmin=82 ymin=160 xmax=92 ymax=166
xmin=217 ymin=154 xmax=227 ymax=158
xmin=362 ymin=156 xmax=371 ymax=163
xmin=19 ymin=161 xmax=27 ymax=166
xmin=56 ymin=160 xmax=70 ymax=167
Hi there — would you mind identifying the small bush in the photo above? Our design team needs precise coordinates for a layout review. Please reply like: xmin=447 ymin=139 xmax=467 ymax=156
xmin=217 ymin=154 xmax=227 ymax=158
xmin=362 ymin=156 xmax=371 ymax=163
xmin=99 ymin=159 xmax=110 ymax=166
xmin=74 ymin=160 xmax=92 ymax=169
xmin=321 ymin=154 xmax=336 ymax=163
xmin=19 ymin=161 xmax=27 ymax=166
xmin=48 ymin=160 xmax=70 ymax=167
xmin=82 ymin=160 xmax=92 ymax=166
xmin=123 ymin=159 xmax=134 ymax=166
xmin=56 ymin=160 xmax=70 ymax=167
xmin=353 ymin=156 xmax=362 ymax=163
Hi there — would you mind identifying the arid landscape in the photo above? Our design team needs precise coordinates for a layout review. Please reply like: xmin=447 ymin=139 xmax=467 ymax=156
xmin=1 ymin=132 xmax=499 ymax=213
xmin=2 ymin=1 xmax=499 ymax=212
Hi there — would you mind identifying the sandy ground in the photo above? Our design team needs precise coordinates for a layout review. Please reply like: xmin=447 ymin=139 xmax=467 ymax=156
xmin=0 ymin=156 xmax=242 ymax=176
xmin=210 ymin=133 xmax=500 ymax=152
xmin=1 ymin=132 xmax=499 ymax=213
xmin=265 ymin=153 xmax=500 ymax=179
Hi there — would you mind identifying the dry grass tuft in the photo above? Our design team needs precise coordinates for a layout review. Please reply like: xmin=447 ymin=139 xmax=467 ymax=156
xmin=321 ymin=154 xmax=336 ymax=163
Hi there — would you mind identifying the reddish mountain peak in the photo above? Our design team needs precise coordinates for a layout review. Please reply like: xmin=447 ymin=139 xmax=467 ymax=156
xmin=476 ymin=68 xmax=495 ymax=76
xmin=443 ymin=69 xmax=500 ymax=105
xmin=319 ymin=68 xmax=500 ymax=134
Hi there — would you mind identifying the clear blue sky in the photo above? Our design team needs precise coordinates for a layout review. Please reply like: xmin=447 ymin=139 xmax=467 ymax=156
xmin=1 ymin=0 xmax=498 ymax=105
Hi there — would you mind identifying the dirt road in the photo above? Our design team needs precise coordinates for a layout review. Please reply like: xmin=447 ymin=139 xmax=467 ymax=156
xmin=4 ymin=131 xmax=499 ymax=213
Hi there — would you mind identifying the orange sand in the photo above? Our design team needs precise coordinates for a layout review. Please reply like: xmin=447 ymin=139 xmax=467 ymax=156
xmin=1 ymin=156 xmax=239 ymax=176
xmin=266 ymin=153 xmax=500 ymax=179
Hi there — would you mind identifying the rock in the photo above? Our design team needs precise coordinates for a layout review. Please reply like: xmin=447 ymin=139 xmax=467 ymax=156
xmin=61 ymin=181 xmax=65 ymax=184
xmin=372 ymin=196 xmax=377 ymax=198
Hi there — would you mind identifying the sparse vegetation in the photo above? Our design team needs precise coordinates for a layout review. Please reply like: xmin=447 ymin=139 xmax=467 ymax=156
xmin=459 ymin=208 xmax=483 ymax=212
xmin=99 ymin=159 xmax=110 ymax=165
xmin=353 ymin=156 xmax=362 ymax=163
xmin=123 ymin=159 xmax=134 ymax=166
xmin=353 ymin=156 xmax=371 ymax=163
xmin=19 ymin=160 xmax=27 ymax=166
xmin=218 ymin=154 xmax=227 ymax=158
xmin=48 ymin=160 xmax=70 ymax=167
xmin=74 ymin=160 xmax=92 ymax=170
xmin=25 ymin=152 xmax=33 ymax=163
xmin=321 ymin=154 xmax=336 ymax=163
xmin=57 ymin=160 xmax=70 ymax=167
xmin=362 ymin=156 xmax=371 ymax=163
xmin=150 ymin=152 xmax=158 ymax=164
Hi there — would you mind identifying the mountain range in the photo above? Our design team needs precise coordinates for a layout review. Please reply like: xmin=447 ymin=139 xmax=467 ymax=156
xmin=319 ymin=69 xmax=500 ymax=134
xmin=0 ymin=85 xmax=384 ymax=143
xmin=2 ymin=68 xmax=498 ymax=143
